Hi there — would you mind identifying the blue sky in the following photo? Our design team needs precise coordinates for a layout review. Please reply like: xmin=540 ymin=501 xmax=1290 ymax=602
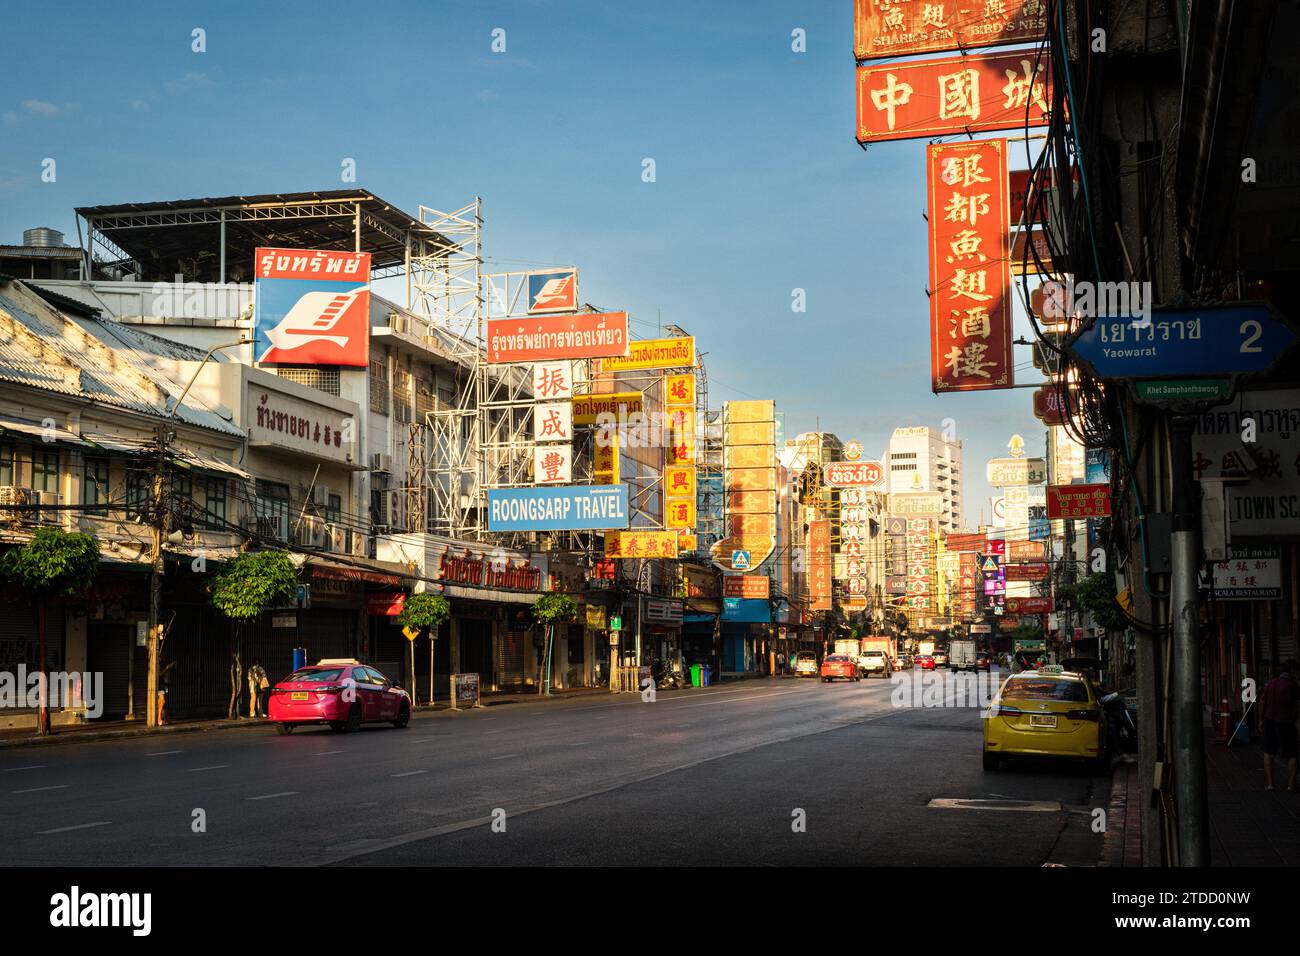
xmin=0 ymin=0 xmax=1043 ymax=523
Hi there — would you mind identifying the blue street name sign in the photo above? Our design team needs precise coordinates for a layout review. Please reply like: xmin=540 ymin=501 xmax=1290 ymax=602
xmin=1068 ymin=304 xmax=1296 ymax=380
xmin=487 ymin=485 xmax=629 ymax=532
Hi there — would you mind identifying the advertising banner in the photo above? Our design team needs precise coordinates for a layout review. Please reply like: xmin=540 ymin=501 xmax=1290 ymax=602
xmin=526 ymin=269 xmax=578 ymax=314
xmin=533 ymin=445 xmax=573 ymax=484
xmin=891 ymin=492 xmax=945 ymax=516
xmin=1006 ymin=596 xmax=1052 ymax=614
xmin=254 ymin=247 xmax=371 ymax=367
xmin=1046 ymin=483 xmax=1112 ymax=519
xmin=713 ymin=399 xmax=778 ymax=572
xmin=824 ymin=461 xmax=884 ymax=488
xmin=533 ymin=362 xmax=575 ymax=400
xmin=487 ymin=312 xmax=629 ymax=363
xmin=853 ymin=0 xmax=1050 ymax=61
xmin=723 ymin=575 xmax=770 ymax=600
xmin=858 ymin=52 xmax=1050 ymax=143
xmin=599 ymin=336 xmax=695 ymax=372
xmin=571 ymin=392 xmax=643 ymax=424
xmin=987 ymin=456 xmax=1047 ymax=485
xmin=487 ymin=485 xmax=629 ymax=531
xmin=809 ymin=519 xmax=833 ymax=611
xmin=1204 ymin=546 xmax=1282 ymax=600
xmin=927 ymin=139 xmax=1014 ymax=392
xmin=604 ymin=530 xmax=679 ymax=559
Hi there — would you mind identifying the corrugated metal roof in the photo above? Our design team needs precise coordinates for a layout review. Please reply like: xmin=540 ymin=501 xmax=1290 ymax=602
xmin=0 ymin=278 xmax=243 ymax=437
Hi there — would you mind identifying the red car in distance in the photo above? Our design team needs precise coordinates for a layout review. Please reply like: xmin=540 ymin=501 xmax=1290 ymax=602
xmin=268 ymin=660 xmax=411 ymax=735
xmin=820 ymin=654 xmax=861 ymax=682
xmin=915 ymin=655 xmax=936 ymax=670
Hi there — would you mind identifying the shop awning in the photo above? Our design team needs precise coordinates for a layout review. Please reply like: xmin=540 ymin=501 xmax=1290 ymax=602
xmin=306 ymin=559 xmax=404 ymax=587
xmin=0 ymin=416 xmax=90 ymax=446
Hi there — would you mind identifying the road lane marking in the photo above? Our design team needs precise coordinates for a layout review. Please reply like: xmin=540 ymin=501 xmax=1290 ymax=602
xmin=146 ymin=751 xmax=184 ymax=757
xmin=568 ymin=741 xmax=590 ymax=747
xmin=185 ymin=765 xmax=230 ymax=773
xmin=928 ymin=798 xmax=1061 ymax=812
xmin=316 ymin=708 xmax=909 ymax=866
xmin=1 ymin=765 xmax=46 ymax=772
xmin=392 ymin=770 xmax=429 ymax=778
xmin=36 ymin=821 xmax=109 ymax=835
xmin=247 ymin=791 xmax=298 ymax=801
xmin=490 ymin=753 xmax=518 ymax=760
xmin=12 ymin=785 xmax=68 ymax=794
xmin=312 ymin=750 xmax=344 ymax=756
xmin=483 ymin=730 xmax=504 ymax=735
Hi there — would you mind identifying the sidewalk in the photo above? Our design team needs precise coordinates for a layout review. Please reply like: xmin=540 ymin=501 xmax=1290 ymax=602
xmin=1205 ymin=732 xmax=1300 ymax=866
xmin=1100 ymin=758 xmax=1143 ymax=866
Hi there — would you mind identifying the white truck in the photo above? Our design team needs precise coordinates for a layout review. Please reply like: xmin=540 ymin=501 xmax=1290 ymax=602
xmin=858 ymin=636 xmax=896 ymax=678
xmin=949 ymin=638 xmax=977 ymax=672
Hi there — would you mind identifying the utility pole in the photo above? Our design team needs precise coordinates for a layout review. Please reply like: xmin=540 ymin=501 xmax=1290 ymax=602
xmin=146 ymin=422 xmax=169 ymax=728
xmin=1169 ymin=413 xmax=1210 ymax=865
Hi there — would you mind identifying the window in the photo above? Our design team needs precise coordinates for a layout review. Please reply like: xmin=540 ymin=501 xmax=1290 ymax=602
xmin=126 ymin=468 xmax=150 ymax=520
xmin=83 ymin=458 xmax=110 ymax=514
xmin=325 ymin=493 xmax=341 ymax=524
xmin=169 ymin=472 xmax=192 ymax=527
xmin=393 ymin=368 xmax=412 ymax=423
xmin=255 ymin=480 xmax=290 ymax=541
xmin=204 ymin=477 xmax=227 ymax=530
xmin=32 ymin=450 xmax=58 ymax=493
xmin=369 ymin=359 xmax=389 ymax=415
xmin=365 ymin=667 xmax=390 ymax=685
xmin=0 ymin=444 xmax=12 ymax=486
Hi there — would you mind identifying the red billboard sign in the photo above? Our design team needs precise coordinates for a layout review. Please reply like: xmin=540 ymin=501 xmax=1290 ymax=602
xmin=1004 ymin=562 xmax=1051 ymax=581
xmin=927 ymin=138 xmax=1014 ymax=393
xmin=486 ymin=312 xmax=629 ymax=363
xmin=1046 ymin=483 xmax=1112 ymax=519
xmin=857 ymin=51 xmax=1050 ymax=143
xmin=723 ymin=575 xmax=770 ymax=600
xmin=944 ymin=532 xmax=986 ymax=553
xmin=1007 ymin=540 xmax=1046 ymax=562
xmin=1005 ymin=596 xmax=1052 ymax=614
xmin=853 ymin=0 xmax=1051 ymax=61
xmin=824 ymin=461 xmax=883 ymax=488
xmin=1033 ymin=385 xmax=1070 ymax=425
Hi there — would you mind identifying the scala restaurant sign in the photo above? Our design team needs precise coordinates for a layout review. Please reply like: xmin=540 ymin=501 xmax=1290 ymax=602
xmin=439 ymin=551 xmax=542 ymax=591
xmin=858 ymin=51 xmax=1050 ymax=143
xmin=486 ymin=312 xmax=629 ymax=363
xmin=1203 ymin=546 xmax=1282 ymax=600
xmin=824 ymin=460 xmax=884 ymax=488
xmin=853 ymin=0 xmax=1050 ymax=61
xmin=247 ymin=383 xmax=356 ymax=465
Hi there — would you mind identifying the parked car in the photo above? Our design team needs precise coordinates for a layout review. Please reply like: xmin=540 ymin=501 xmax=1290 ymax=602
xmin=982 ymin=666 xmax=1107 ymax=772
xmin=975 ymin=653 xmax=992 ymax=671
xmin=268 ymin=660 xmax=411 ymax=734
xmin=793 ymin=651 xmax=819 ymax=678
xmin=915 ymin=655 xmax=936 ymax=670
xmin=820 ymin=654 xmax=860 ymax=682
xmin=933 ymin=651 xmax=949 ymax=667
xmin=858 ymin=649 xmax=892 ymax=678
xmin=893 ymin=654 xmax=913 ymax=671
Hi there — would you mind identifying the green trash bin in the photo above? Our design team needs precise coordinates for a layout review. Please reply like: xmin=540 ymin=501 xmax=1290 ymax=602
xmin=690 ymin=664 xmax=702 ymax=687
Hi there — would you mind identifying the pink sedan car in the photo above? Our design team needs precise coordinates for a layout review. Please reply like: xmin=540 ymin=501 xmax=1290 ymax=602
xmin=268 ymin=660 xmax=411 ymax=734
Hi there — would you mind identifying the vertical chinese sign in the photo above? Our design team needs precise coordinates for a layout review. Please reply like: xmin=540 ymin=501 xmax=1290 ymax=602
xmin=711 ymin=400 xmax=777 ymax=573
xmin=927 ymin=138 xmax=1014 ymax=393
xmin=532 ymin=361 xmax=574 ymax=483
xmin=809 ymin=518 xmax=833 ymax=612
xmin=664 ymin=372 xmax=697 ymax=548
xmin=905 ymin=517 xmax=934 ymax=617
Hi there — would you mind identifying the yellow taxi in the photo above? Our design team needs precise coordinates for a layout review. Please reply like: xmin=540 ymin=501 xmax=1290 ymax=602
xmin=982 ymin=666 xmax=1107 ymax=771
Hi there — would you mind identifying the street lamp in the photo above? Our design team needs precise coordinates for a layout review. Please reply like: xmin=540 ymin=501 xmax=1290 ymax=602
xmin=145 ymin=337 xmax=248 ymax=728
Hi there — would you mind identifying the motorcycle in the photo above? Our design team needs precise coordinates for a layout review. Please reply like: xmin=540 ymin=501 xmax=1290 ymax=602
xmin=1101 ymin=689 xmax=1138 ymax=754
xmin=650 ymin=658 xmax=685 ymax=690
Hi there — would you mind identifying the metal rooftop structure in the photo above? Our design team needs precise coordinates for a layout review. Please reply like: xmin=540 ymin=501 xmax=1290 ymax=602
xmin=74 ymin=189 xmax=450 ymax=284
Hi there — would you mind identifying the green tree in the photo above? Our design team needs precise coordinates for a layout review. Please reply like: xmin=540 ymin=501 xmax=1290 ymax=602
xmin=210 ymin=550 xmax=297 ymax=718
xmin=395 ymin=592 xmax=450 ymax=700
xmin=532 ymin=592 xmax=577 ymax=695
xmin=1068 ymin=572 xmax=1126 ymax=632
xmin=0 ymin=528 xmax=100 ymax=735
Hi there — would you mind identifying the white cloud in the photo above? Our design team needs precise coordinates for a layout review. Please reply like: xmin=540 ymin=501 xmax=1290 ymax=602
xmin=22 ymin=99 xmax=59 ymax=116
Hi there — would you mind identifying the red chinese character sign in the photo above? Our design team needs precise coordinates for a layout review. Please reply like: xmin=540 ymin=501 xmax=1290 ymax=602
xmin=927 ymin=138 xmax=1013 ymax=393
xmin=1046 ymin=483 xmax=1112 ymax=519
xmin=854 ymin=0 xmax=1050 ymax=61
xmin=857 ymin=50 xmax=1050 ymax=143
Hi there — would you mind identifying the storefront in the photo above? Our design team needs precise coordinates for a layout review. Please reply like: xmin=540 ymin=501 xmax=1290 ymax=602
xmin=721 ymin=598 xmax=770 ymax=675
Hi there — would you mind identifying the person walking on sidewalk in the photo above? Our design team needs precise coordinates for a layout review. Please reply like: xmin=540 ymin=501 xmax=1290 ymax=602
xmin=247 ymin=659 xmax=269 ymax=719
xmin=1261 ymin=660 xmax=1298 ymax=792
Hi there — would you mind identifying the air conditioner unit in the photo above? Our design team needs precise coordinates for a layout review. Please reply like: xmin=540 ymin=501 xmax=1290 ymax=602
xmin=312 ymin=484 xmax=332 ymax=506
xmin=38 ymin=491 xmax=63 ymax=524
xmin=257 ymin=515 xmax=286 ymax=542
xmin=327 ymin=524 xmax=346 ymax=553
xmin=0 ymin=485 xmax=31 ymax=508
xmin=298 ymin=515 xmax=325 ymax=549
xmin=371 ymin=453 xmax=392 ymax=473
xmin=351 ymin=531 xmax=371 ymax=558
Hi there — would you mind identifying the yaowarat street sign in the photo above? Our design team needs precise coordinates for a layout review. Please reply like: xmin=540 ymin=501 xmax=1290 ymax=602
xmin=853 ymin=0 xmax=1050 ymax=61
xmin=927 ymin=138 xmax=1014 ymax=392
xmin=1046 ymin=483 xmax=1112 ymax=519
xmin=486 ymin=311 xmax=629 ymax=363
xmin=824 ymin=460 xmax=884 ymax=488
xmin=858 ymin=51 xmax=1050 ymax=143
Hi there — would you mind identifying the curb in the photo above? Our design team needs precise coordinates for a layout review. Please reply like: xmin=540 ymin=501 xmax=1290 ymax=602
xmin=0 ymin=717 xmax=271 ymax=750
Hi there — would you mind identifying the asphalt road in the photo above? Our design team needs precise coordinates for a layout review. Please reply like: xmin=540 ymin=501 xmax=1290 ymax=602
xmin=0 ymin=670 xmax=1112 ymax=866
